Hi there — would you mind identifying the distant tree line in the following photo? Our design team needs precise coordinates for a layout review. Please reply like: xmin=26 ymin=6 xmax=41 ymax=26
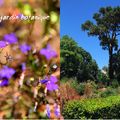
xmin=61 ymin=35 xmax=120 ymax=83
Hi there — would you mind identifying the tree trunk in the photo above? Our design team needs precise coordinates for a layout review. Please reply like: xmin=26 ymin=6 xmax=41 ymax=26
xmin=108 ymin=46 xmax=114 ymax=81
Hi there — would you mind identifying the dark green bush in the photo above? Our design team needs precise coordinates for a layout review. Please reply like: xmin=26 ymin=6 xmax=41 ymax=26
xmin=75 ymin=83 xmax=85 ymax=95
xmin=97 ymin=71 xmax=109 ymax=86
xmin=71 ymin=80 xmax=86 ymax=95
xmin=63 ymin=95 xmax=120 ymax=119
xmin=70 ymin=79 xmax=79 ymax=88
xmin=71 ymin=80 xmax=98 ymax=96
xmin=111 ymin=79 xmax=119 ymax=88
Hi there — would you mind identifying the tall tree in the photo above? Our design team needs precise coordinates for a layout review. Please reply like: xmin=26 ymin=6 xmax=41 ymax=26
xmin=82 ymin=6 xmax=120 ymax=80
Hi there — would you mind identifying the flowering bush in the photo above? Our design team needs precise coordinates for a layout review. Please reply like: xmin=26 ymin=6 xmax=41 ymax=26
xmin=0 ymin=0 xmax=60 ymax=119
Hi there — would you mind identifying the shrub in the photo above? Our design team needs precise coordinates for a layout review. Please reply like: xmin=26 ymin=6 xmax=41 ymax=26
xmin=88 ymin=81 xmax=98 ymax=89
xmin=97 ymin=71 xmax=109 ymax=86
xmin=99 ymin=87 xmax=118 ymax=97
xmin=71 ymin=81 xmax=86 ymax=95
xmin=69 ymin=80 xmax=85 ymax=95
xmin=63 ymin=95 xmax=120 ymax=119
xmin=60 ymin=77 xmax=70 ymax=83
xmin=117 ymin=87 xmax=120 ymax=94
xmin=76 ymin=83 xmax=86 ymax=95
xmin=60 ymin=82 xmax=80 ymax=106
xmin=111 ymin=79 xmax=119 ymax=88
xmin=71 ymin=80 xmax=98 ymax=96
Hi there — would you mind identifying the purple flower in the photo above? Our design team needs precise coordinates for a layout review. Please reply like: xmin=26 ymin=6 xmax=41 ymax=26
xmin=0 ymin=66 xmax=15 ymax=79
xmin=46 ymin=81 xmax=58 ymax=91
xmin=0 ymin=33 xmax=17 ymax=48
xmin=18 ymin=14 xmax=24 ymax=19
xmin=0 ymin=0 xmax=4 ymax=6
xmin=46 ymin=104 xmax=51 ymax=118
xmin=0 ymin=41 xmax=7 ymax=48
xmin=20 ymin=43 xmax=31 ymax=54
xmin=54 ymin=104 xmax=60 ymax=117
xmin=41 ymin=76 xmax=58 ymax=91
xmin=40 ymin=79 xmax=48 ymax=84
xmin=21 ymin=62 xmax=26 ymax=71
xmin=40 ymin=44 xmax=57 ymax=60
xmin=0 ymin=79 xmax=9 ymax=87
xmin=4 ymin=33 xmax=18 ymax=44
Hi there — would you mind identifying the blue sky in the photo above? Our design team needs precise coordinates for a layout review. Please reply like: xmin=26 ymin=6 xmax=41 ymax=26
xmin=60 ymin=0 xmax=120 ymax=69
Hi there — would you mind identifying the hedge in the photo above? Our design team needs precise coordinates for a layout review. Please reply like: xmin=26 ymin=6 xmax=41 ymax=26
xmin=63 ymin=95 xmax=120 ymax=119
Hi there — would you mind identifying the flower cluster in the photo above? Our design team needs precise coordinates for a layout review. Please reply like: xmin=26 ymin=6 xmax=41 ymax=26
xmin=0 ymin=33 xmax=60 ymax=119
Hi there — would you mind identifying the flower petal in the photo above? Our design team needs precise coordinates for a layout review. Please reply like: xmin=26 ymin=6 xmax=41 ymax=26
xmin=0 ymin=41 xmax=7 ymax=48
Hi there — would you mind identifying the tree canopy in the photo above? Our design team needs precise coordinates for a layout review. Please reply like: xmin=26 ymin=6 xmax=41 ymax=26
xmin=61 ymin=35 xmax=98 ymax=82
